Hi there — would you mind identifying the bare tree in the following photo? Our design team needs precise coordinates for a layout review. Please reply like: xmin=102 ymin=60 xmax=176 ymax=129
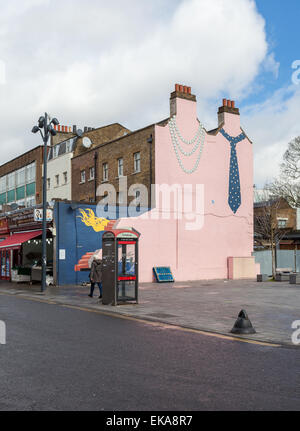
xmin=281 ymin=136 xmax=300 ymax=180
xmin=254 ymin=197 xmax=288 ymax=278
xmin=267 ymin=136 xmax=300 ymax=207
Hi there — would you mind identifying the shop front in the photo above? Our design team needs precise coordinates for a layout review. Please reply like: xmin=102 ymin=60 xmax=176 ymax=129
xmin=0 ymin=207 xmax=54 ymax=283
xmin=0 ymin=231 xmax=43 ymax=281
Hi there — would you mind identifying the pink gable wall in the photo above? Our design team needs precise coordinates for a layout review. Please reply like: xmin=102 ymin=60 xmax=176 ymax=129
xmin=117 ymin=90 xmax=255 ymax=282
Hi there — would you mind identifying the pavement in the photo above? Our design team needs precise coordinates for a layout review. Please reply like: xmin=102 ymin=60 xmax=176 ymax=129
xmin=0 ymin=278 xmax=299 ymax=347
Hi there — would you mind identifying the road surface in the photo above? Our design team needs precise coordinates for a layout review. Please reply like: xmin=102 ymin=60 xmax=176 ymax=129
xmin=0 ymin=294 xmax=299 ymax=410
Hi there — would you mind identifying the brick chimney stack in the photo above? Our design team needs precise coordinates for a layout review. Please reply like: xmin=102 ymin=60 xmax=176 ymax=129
xmin=170 ymin=83 xmax=196 ymax=117
xmin=218 ymin=99 xmax=239 ymax=126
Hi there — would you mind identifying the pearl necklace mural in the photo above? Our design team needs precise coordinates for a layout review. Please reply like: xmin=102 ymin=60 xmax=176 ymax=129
xmin=168 ymin=116 xmax=205 ymax=174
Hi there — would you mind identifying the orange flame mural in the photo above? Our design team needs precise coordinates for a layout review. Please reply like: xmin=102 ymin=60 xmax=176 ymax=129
xmin=77 ymin=209 xmax=110 ymax=232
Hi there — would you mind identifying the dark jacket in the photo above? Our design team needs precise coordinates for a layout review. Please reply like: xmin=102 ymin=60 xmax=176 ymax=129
xmin=89 ymin=259 xmax=102 ymax=283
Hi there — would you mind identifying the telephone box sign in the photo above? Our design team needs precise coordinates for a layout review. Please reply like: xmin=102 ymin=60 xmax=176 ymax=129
xmin=116 ymin=232 xmax=139 ymax=239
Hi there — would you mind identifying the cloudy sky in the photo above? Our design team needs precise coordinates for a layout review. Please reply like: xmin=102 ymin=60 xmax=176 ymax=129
xmin=0 ymin=0 xmax=299 ymax=186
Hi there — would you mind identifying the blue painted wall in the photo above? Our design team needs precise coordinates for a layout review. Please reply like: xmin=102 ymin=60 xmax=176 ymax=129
xmin=54 ymin=201 xmax=149 ymax=286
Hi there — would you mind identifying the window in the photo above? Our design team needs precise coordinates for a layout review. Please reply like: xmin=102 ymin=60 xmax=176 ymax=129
xmin=7 ymin=173 xmax=15 ymax=190
xmin=16 ymin=168 xmax=25 ymax=187
xmin=134 ymin=152 xmax=141 ymax=173
xmin=63 ymin=172 xmax=68 ymax=184
xmin=26 ymin=182 xmax=35 ymax=197
xmin=55 ymin=175 xmax=59 ymax=187
xmin=16 ymin=186 xmax=25 ymax=200
xmin=135 ymin=189 xmax=141 ymax=211
xmin=0 ymin=176 xmax=6 ymax=193
xmin=278 ymin=219 xmax=287 ymax=228
xmin=58 ymin=142 xmax=66 ymax=156
xmin=47 ymin=147 xmax=53 ymax=161
xmin=53 ymin=145 xmax=59 ymax=158
xmin=80 ymin=170 xmax=86 ymax=183
xmin=66 ymin=138 xmax=75 ymax=153
xmin=89 ymin=167 xmax=95 ymax=180
xmin=26 ymin=163 xmax=36 ymax=183
xmin=103 ymin=163 xmax=108 ymax=181
xmin=47 ymin=178 xmax=50 ymax=190
xmin=0 ymin=193 xmax=6 ymax=205
xmin=118 ymin=158 xmax=124 ymax=177
xmin=7 ymin=190 xmax=15 ymax=203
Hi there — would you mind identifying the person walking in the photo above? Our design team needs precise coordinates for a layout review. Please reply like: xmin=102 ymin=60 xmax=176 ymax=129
xmin=88 ymin=257 xmax=103 ymax=298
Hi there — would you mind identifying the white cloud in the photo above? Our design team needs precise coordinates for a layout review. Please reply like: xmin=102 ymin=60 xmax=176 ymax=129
xmin=0 ymin=0 xmax=270 ymax=166
xmin=242 ymin=85 xmax=300 ymax=187
xmin=263 ymin=52 xmax=280 ymax=79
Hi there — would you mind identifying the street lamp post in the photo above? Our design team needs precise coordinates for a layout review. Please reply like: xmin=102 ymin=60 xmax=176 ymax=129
xmin=32 ymin=113 xmax=59 ymax=292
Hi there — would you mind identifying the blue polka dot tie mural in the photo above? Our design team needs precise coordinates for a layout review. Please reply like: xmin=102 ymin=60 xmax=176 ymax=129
xmin=220 ymin=128 xmax=246 ymax=214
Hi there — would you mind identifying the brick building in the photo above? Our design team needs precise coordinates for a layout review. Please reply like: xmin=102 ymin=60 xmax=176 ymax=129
xmin=71 ymin=89 xmax=204 ymax=207
xmin=71 ymin=123 xmax=160 ymax=204
xmin=254 ymin=197 xmax=300 ymax=250
xmin=0 ymin=145 xmax=44 ymax=210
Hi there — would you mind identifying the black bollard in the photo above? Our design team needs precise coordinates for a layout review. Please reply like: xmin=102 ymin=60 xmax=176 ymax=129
xmin=230 ymin=310 xmax=256 ymax=334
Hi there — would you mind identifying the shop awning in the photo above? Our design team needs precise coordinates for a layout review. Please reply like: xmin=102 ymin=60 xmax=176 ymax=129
xmin=0 ymin=230 xmax=42 ymax=250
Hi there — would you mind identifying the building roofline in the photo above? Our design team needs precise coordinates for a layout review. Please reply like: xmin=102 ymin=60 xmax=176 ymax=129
xmin=54 ymin=123 xmax=130 ymax=147
xmin=207 ymin=122 xmax=252 ymax=144
xmin=71 ymin=119 xmax=169 ymax=160
xmin=0 ymin=145 xmax=44 ymax=171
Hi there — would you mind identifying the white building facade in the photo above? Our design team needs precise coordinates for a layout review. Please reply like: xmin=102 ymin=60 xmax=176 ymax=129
xmin=46 ymin=137 xmax=76 ymax=202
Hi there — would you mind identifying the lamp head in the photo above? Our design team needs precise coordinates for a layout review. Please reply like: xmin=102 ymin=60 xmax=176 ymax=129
xmin=38 ymin=116 xmax=45 ymax=128
xmin=51 ymin=118 xmax=59 ymax=126
xmin=31 ymin=126 xmax=40 ymax=134
xmin=48 ymin=125 xmax=57 ymax=136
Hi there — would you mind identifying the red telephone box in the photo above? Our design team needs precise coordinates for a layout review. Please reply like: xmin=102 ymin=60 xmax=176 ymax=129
xmin=102 ymin=229 xmax=140 ymax=306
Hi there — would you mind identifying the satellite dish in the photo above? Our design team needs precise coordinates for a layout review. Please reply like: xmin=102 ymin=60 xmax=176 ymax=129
xmin=76 ymin=129 xmax=83 ymax=137
xmin=82 ymin=137 xmax=92 ymax=148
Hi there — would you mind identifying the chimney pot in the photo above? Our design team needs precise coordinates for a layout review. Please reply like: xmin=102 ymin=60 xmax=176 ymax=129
xmin=227 ymin=100 xmax=232 ymax=108
xmin=187 ymin=87 xmax=191 ymax=94
xmin=175 ymin=84 xmax=180 ymax=92
xmin=179 ymin=85 xmax=183 ymax=93
xmin=231 ymin=100 xmax=235 ymax=108
xmin=223 ymin=98 xmax=227 ymax=107
xmin=183 ymin=86 xmax=188 ymax=94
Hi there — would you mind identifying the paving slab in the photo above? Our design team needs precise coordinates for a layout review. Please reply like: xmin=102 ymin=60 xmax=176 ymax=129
xmin=0 ymin=279 xmax=299 ymax=346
